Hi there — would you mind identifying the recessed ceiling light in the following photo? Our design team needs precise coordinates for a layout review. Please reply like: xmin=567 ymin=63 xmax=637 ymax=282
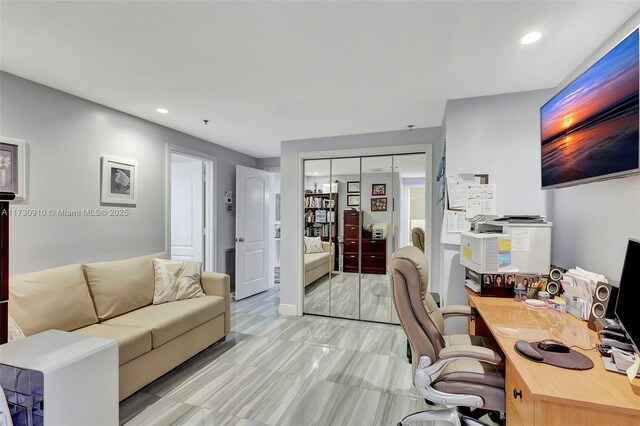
xmin=521 ymin=31 xmax=542 ymax=45
xmin=156 ymin=108 xmax=169 ymax=114
xmin=313 ymin=172 xmax=319 ymax=175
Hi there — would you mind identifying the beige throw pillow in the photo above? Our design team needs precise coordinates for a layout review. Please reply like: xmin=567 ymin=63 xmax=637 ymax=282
xmin=152 ymin=259 xmax=205 ymax=304
xmin=8 ymin=315 xmax=25 ymax=342
xmin=304 ymin=237 xmax=324 ymax=254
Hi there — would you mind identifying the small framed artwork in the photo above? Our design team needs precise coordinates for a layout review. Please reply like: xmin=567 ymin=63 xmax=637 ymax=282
xmin=0 ymin=136 xmax=27 ymax=202
xmin=482 ymin=274 xmax=494 ymax=287
xmin=347 ymin=195 xmax=360 ymax=206
xmin=371 ymin=197 xmax=387 ymax=212
xmin=101 ymin=155 xmax=137 ymax=205
xmin=347 ymin=181 xmax=360 ymax=193
xmin=372 ymin=183 xmax=386 ymax=196
xmin=515 ymin=274 xmax=540 ymax=289
xmin=505 ymin=274 xmax=516 ymax=288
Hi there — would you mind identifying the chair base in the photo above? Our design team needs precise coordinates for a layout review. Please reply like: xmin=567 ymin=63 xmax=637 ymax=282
xmin=457 ymin=407 xmax=504 ymax=425
xmin=398 ymin=408 xmax=491 ymax=426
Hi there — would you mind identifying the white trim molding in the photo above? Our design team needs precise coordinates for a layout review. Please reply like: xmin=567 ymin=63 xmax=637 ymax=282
xmin=278 ymin=303 xmax=299 ymax=317
xmin=165 ymin=144 xmax=218 ymax=272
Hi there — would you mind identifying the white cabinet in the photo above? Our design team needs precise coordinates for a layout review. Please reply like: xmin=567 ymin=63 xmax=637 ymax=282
xmin=0 ymin=330 xmax=118 ymax=426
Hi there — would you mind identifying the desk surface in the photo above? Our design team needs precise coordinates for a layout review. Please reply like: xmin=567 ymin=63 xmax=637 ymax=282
xmin=466 ymin=287 xmax=640 ymax=417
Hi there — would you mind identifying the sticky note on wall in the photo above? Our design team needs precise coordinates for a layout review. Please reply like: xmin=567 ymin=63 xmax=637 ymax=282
xmin=462 ymin=246 xmax=472 ymax=259
xmin=498 ymin=238 xmax=512 ymax=252
xmin=499 ymin=252 xmax=512 ymax=267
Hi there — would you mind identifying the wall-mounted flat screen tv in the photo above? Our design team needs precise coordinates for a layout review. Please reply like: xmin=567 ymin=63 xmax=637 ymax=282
xmin=541 ymin=28 xmax=640 ymax=189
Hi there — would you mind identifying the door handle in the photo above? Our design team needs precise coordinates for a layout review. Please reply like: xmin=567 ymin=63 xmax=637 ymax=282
xmin=236 ymin=237 xmax=245 ymax=242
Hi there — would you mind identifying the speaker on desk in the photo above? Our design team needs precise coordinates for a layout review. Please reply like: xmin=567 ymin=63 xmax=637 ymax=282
xmin=587 ymin=282 xmax=620 ymax=331
xmin=546 ymin=266 xmax=565 ymax=297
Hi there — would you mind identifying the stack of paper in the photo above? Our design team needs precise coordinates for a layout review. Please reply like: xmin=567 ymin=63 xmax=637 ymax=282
xmin=561 ymin=267 xmax=608 ymax=320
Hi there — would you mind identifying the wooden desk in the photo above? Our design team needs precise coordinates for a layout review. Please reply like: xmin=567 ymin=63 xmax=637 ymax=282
xmin=466 ymin=287 xmax=640 ymax=425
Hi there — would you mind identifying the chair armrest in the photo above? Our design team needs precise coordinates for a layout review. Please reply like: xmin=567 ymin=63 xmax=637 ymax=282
xmin=201 ymin=272 xmax=231 ymax=335
xmin=439 ymin=345 xmax=502 ymax=365
xmin=440 ymin=305 xmax=476 ymax=319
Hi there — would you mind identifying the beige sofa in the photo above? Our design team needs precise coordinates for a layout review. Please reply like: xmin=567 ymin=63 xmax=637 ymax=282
xmin=304 ymin=241 xmax=334 ymax=286
xmin=8 ymin=252 xmax=230 ymax=401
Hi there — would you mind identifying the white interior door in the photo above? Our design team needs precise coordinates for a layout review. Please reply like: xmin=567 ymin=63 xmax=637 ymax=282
xmin=236 ymin=165 xmax=273 ymax=300
xmin=171 ymin=156 xmax=204 ymax=262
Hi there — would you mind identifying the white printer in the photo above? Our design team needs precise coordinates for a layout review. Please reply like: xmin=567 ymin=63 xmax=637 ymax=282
xmin=460 ymin=218 xmax=552 ymax=274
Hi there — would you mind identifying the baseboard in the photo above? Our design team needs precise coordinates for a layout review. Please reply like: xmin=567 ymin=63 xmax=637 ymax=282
xmin=278 ymin=303 xmax=298 ymax=316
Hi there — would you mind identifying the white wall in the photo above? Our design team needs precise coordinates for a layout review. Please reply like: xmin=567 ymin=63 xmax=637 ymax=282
xmin=551 ymin=12 xmax=640 ymax=284
xmin=441 ymin=89 xmax=554 ymax=332
xmin=280 ymin=127 xmax=442 ymax=315
xmin=445 ymin=90 xmax=555 ymax=216
xmin=1 ymin=72 xmax=257 ymax=274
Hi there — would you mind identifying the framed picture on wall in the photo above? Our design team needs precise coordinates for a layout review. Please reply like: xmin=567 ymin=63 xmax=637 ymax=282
xmin=372 ymin=183 xmax=386 ymax=196
xmin=347 ymin=181 xmax=360 ymax=193
xmin=101 ymin=155 xmax=137 ymax=205
xmin=0 ymin=136 xmax=27 ymax=202
xmin=347 ymin=195 xmax=360 ymax=206
xmin=371 ymin=197 xmax=387 ymax=211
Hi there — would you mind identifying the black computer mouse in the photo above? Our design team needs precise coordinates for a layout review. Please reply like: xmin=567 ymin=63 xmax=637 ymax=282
xmin=538 ymin=339 xmax=570 ymax=353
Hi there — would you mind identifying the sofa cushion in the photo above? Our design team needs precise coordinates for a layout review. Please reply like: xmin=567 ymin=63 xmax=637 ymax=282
xmin=304 ymin=237 xmax=324 ymax=254
xmin=8 ymin=315 xmax=25 ymax=342
xmin=83 ymin=252 xmax=167 ymax=321
xmin=9 ymin=264 xmax=98 ymax=336
xmin=152 ymin=259 xmax=205 ymax=304
xmin=304 ymin=252 xmax=330 ymax=270
xmin=74 ymin=324 xmax=152 ymax=365
xmin=104 ymin=295 xmax=225 ymax=348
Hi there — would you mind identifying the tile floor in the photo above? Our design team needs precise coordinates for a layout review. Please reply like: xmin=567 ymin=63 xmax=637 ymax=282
xmin=304 ymin=272 xmax=400 ymax=324
xmin=120 ymin=284 xmax=434 ymax=426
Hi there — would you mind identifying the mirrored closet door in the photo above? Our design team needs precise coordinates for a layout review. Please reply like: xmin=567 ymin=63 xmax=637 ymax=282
xmin=303 ymin=153 xmax=426 ymax=324
xmin=302 ymin=159 xmax=332 ymax=316
xmin=359 ymin=156 xmax=394 ymax=323
xmin=330 ymin=157 xmax=360 ymax=319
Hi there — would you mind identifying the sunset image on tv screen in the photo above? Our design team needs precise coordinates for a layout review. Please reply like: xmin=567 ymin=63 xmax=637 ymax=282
xmin=541 ymin=29 xmax=639 ymax=188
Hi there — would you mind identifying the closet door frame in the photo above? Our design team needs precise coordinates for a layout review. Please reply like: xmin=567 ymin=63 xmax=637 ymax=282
xmin=298 ymin=144 xmax=433 ymax=321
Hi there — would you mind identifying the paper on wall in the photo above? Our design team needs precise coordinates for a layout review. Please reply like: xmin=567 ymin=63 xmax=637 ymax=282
xmin=446 ymin=174 xmax=477 ymax=210
xmin=446 ymin=210 xmax=466 ymax=233
xmin=511 ymin=229 xmax=531 ymax=252
xmin=465 ymin=184 xmax=496 ymax=219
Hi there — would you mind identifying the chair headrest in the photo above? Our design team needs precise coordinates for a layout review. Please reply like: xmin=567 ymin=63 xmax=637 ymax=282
xmin=392 ymin=246 xmax=430 ymax=300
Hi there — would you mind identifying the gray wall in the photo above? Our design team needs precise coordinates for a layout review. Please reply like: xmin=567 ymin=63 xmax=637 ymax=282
xmin=280 ymin=126 xmax=442 ymax=313
xmin=0 ymin=72 xmax=257 ymax=274
xmin=256 ymin=157 xmax=280 ymax=169
xmin=441 ymin=89 xmax=554 ymax=332
xmin=550 ymin=12 xmax=640 ymax=284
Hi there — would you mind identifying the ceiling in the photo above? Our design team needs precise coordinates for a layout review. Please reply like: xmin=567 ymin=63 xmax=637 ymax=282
xmin=2 ymin=1 xmax=639 ymax=158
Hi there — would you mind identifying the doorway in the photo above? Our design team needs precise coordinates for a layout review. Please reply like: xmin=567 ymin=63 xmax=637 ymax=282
xmin=168 ymin=148 xmax=216 ymax=271
xmin=235 ymin=165 xmax=275 ymax=300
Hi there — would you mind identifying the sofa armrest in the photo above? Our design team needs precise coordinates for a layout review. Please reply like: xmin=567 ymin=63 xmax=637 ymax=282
xmin=201 ymin=272 xmax=231 ymax=335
